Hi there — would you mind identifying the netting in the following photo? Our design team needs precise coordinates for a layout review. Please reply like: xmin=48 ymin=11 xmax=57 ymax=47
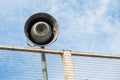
xmin=73 ymin=55 xmax=120 ymax=80
xmin=1 ymin=48 xmax=120 ymax=80
xmin=46 ymin=54 xmax=64 ymax=80
xmin=0 ymin=50 xmax=64 ymax=80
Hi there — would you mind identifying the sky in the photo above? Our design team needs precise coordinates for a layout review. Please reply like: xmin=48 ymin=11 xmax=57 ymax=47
xmin=0 ymin=0 xmax=120 ymax=80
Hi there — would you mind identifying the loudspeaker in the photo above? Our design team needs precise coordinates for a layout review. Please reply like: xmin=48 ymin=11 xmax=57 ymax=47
xmin=24 ymin=13 xmax=59 ymax=46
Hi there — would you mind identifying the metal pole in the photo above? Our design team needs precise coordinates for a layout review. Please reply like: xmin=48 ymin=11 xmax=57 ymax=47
xmin=41 ymin=46 xmax=48 ymax=80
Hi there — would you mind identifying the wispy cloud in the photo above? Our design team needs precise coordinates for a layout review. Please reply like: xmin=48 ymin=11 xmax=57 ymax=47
xmin=0 ymin=0 xmax=120 ymax=79
xmin=49 ymin=0 xmax=120 ymax=54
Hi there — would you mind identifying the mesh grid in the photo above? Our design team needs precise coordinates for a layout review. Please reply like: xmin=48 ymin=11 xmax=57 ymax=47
xmin=0 ymin=50 xmax=42 ymax=80
xmin=46 ymin=54 xmax=64 ymax=80
xmin=73 ymin=55 xmax=120 ymax=80
xmin=1 ymin=49 xmax=120 ymax=80
xmin=0 ymin=50 xmax=64 ymax=80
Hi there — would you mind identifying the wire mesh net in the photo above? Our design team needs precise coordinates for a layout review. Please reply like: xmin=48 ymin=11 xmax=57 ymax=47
xmin=1 ymin=48 xmax=120 ymax=80
xmin=0 ymin=50 xmax=64 ymax=80
xmin=73 ymin=55 xmax=120 ymax=80
xmin=46 ymin=54 xmax=64 ymax=80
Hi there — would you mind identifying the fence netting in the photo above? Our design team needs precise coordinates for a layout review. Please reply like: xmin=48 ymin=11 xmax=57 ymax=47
xmin=0 ymin=50 xmax=64 ymax=80
xmin=73 ymin=55 xmax=120 ymax=80
xmin=1 ymin=49 xmax=120 ymax=80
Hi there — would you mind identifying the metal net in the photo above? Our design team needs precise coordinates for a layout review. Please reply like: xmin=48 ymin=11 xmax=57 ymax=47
xmin=73 ymin=55 xmax=120 ymax=80
xmin=0 ymin=49 xmax=64 ymax=80
xmin=0 ymin=47 xmax=120 ymax=80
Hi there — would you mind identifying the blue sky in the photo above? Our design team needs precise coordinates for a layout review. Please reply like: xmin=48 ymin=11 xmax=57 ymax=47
xmin=0 ymin=0 xmax=120 ymax=80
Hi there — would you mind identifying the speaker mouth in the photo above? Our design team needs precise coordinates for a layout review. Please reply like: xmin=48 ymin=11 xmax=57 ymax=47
xmin=33 ymin=22 xmax=50 ymax=36
xmin=30 ymin=21 xmax=53 ymax=45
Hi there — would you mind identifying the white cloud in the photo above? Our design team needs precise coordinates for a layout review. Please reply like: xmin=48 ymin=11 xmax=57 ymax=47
xmin=0 ymin=0 xmax=120 ymax=79
xmin=49 ymin=0 xmax=120 ymax=54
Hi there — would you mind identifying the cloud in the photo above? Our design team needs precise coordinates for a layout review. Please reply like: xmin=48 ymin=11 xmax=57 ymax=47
xmin=0 ymin=0 xmax=120 ymax=80
xmin=49 ymin=0 xmax=120 ymax=54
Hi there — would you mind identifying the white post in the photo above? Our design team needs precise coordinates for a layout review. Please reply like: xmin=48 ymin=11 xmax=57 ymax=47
xmin=62 ymin=50 xmax=76 ymax=80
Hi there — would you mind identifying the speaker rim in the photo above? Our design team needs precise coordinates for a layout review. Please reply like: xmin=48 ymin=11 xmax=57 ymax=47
xmin=24 ymin=12 xmax=59 ymax=46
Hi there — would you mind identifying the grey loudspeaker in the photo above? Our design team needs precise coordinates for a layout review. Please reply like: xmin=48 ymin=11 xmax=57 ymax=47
xmin=24 ymin=13 xmax=59 ymax=46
